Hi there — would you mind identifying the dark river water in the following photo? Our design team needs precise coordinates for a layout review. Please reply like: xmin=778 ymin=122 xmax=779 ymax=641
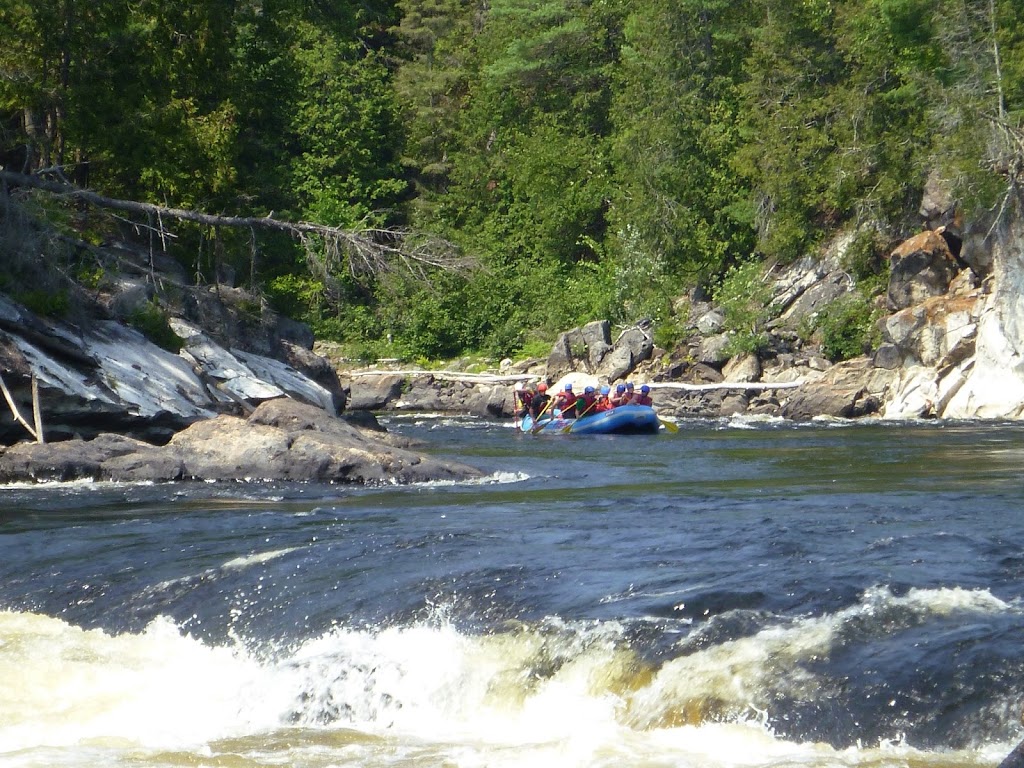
xmin=3 ymin=414 xmax=1024 ymax=767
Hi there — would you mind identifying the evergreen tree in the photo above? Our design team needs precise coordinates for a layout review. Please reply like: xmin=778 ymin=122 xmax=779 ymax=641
xmin=609 ymin=0 xmax=756 ymax=308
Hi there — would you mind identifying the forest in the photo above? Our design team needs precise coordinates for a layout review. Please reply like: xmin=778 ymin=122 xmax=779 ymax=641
xmin=1 ymin=0 xmax=1022 ymax=363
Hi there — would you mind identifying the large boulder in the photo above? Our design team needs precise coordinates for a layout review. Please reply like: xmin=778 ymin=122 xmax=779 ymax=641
xmin=580 ymin=320 xmax=612 ymax=369
xmin=919 ymin=170 xmax=959 ymax=234
xmin=887 ymin=230 xmax=961 ymax=311
xmin=780 ymin=358 xmax=895 ymax=420
xmin=0 ymin=399 xmax=483 ymax=484
xmin=770 ymin=236 xmax=857 ymax=330
xmin=172 ymin=318 xmax=338 ymax=414
xmin=597 ymin=326 xmax=654 ymax=381
xmin=882 ymin=290 xmax=980 ymax=369
xmin=0 ymin=292 xmax=347 ymax=445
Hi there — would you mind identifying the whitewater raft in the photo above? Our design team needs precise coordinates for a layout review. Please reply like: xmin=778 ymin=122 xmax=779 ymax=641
xmin=520 ymin=404 xmax=662 ymax=435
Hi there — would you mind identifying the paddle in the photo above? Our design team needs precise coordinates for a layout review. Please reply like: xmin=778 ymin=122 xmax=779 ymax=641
xmin=529 ymin=395 xmax=557 ymax=434
xmin=658 ymin=416 xmax=679 ymax=433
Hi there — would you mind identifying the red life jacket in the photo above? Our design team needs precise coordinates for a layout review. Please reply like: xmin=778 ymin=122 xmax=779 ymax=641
xmin=556 ymin=391 xmax=578 ymax=417
xmin=632 ymin=393 xmax=653 ymax=406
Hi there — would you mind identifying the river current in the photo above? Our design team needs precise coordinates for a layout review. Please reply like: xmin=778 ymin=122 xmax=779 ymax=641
xmin=3 ymin=414 xmax=1024 ymax=767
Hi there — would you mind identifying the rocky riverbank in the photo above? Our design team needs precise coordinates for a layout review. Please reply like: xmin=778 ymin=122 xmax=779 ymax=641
xmin=0 ymin=260 xmax=481 ymax=484
xmin=335 ymin=190 xmax=1024 ymax=423
xmin=2 ymin=179 xmax=1023 ymax=485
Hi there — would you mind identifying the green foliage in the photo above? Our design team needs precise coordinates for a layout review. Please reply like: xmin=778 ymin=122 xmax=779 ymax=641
xmin=288 ymin=25 xmax=406 ymax=228
xmin=609 ymin=0 xmax=755 ymax=274
xmin=817 ymin=293 xmax=881 ymax=362
xmin=607 ymin=226 xmax=676 ymax=325
xmin=713 ymin=259 xmax=775 ymax=355
xmin=76 ymin=265 xmax=107 ymax=291
xmin=266 ymin=273 xmax=329 ymax=322
xmin=842 ymin=228 xmax=891 ymax=297
xmin=515 ymin=337 xmax=554 ymax=360
xmin=652 ymin=316 xmax=688 ymax=351
xmin=127 ymin=301 xmax=184 ymax=353
xmin=17 ymin=289 xmax=69 ymax=319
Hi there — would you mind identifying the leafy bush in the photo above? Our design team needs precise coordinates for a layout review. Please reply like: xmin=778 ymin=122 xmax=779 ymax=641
xmin=266 ymin=273 xmax=328 ymax=323
xmin=843 ymin=228 xmax=890 ymax=297
xmin=18 ymin=289 xmax=70 ymax=318
xmin=652 ymin=315 xmax=688 ymax=351
xmin=713 ymin=259 xmax=775 ymax=356
xmin=127 ymin=301 xmax=184 ymax=353
xmin=76 ymin=265 xmax=107 ymax=291
xmin=515 ymin=337 xmax=554 ymax=360
xmin=818 ymin=294 xmax=881 ymax=362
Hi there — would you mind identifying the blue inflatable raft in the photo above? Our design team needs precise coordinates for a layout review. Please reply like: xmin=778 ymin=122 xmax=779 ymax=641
xmin=520 ymin=405 xmax=662 ymax=435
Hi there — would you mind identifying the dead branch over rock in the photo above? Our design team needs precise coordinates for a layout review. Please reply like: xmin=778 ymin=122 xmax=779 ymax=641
xmin=0 ymin=170 xmax=476 ymax=281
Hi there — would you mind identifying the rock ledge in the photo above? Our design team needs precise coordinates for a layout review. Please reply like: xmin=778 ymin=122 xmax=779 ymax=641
xmin=0 ymin=399 xmax=482 ymax=485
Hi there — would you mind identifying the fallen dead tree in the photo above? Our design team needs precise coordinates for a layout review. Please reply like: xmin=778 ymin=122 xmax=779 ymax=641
xmin=649 ymin=381 xmax=802 ymax=392
xmin=348 ymin=369 xmax=531 ymax=384
xmin=0 ymin=169 xmax=474 ymax=283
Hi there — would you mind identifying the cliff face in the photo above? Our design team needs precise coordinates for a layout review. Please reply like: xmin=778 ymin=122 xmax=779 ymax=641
xmin=885 ymin=199 xmax=1024 ymax=419
xmin=950 ymin=206 xmax=1024 ymax=417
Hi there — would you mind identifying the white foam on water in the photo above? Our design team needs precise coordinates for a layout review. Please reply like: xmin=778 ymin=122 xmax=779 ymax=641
xmin=0 ymin=611 xmax=273 ymax=753
xmin=222 ymin=547 xmax=300 ymax=570
xmin=411 ymin=470 xmax=531 ymax=488
xmin=623 ymin=585 xmax=1018 ymax=731
xmin=1 ymin=587 xmax=1018 ymax=767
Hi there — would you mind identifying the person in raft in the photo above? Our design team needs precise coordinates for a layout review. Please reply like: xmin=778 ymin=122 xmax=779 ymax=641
xmin=595 ymin=385 xmax=613 ymax=412
xmin=576 ymin=386 xmax=599 ymax=418
xmin=632 ymin=384 xmax=654 ymax=407
xmin=528 ymin=381 xmax=551 ymax=419
xmin=552 ymin=382 xmax=579 ymax=418
xmin=609 ymin=383 xmax=628 ymax=408
xmin=514 ymin=382 xmax=534 ymax=420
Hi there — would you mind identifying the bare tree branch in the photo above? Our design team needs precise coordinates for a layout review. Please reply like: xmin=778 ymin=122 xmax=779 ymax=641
xmin=0 ymin=169 xmax=476 ymax=282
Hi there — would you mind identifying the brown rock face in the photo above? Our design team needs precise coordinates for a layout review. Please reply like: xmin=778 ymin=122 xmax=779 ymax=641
xmin=887 ymin=230 xmax=961 ymax=312
xmin=0 ymin=399 xmax=483 ymax=485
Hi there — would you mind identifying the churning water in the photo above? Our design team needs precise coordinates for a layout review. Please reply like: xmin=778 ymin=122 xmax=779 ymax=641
xmin=2 ymin=415 xmax=1024 ymax=767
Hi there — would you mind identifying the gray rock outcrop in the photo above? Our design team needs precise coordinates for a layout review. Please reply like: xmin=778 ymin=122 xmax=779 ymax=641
xmin=0 ymin=399 xmax=482 ymax=484
xmin=0 ymin=293 xmax=345 ymax=445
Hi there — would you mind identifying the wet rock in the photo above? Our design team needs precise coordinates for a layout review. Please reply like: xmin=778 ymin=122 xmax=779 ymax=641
xmin=719 ymin=392 xmax=749 ymax=417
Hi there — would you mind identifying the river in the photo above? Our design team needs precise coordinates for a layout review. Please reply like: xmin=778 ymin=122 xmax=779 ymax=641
xmin=2 ymin=414 xmax=1024 ymax=767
